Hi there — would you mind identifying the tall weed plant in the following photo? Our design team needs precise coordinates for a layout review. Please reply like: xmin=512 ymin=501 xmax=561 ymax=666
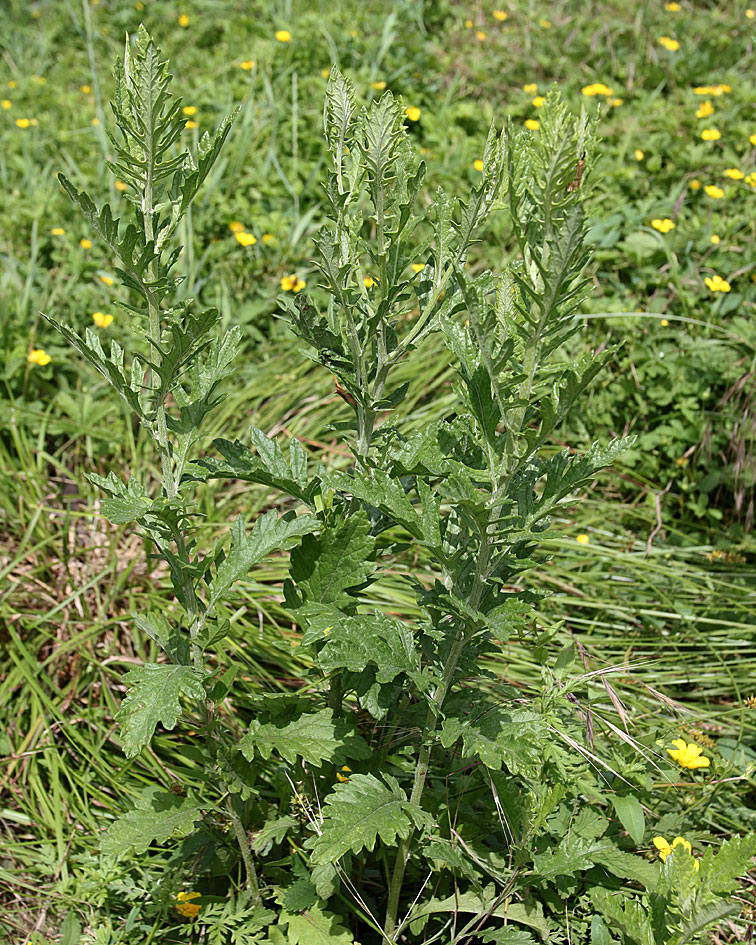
xmin=49 ymin=29 xmax=755 ymax=945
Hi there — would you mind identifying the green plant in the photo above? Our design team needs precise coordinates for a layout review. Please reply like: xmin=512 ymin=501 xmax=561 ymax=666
xmin=47 ymin=28 xmax=754 ymax=945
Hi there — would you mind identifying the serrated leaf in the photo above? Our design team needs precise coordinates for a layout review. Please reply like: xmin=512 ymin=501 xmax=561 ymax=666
xmin=317 ymin=612 xmax=420 ymax=684
xmin=101 ymin=786 xmax=205 ymax=857
xmin=253 ymin=815 xmax=298 ymax=855
xmin=282 ymin=879 xmax=318 ymax=914
xmin=324 ymin=468 xmax=422 ymax=539
xmin=535 ymin=836 xmax=656 ymax=887
xmin=481 ymin=930 xmax=537 ymax=945
xmin=307 ymin=773 xmax=432 ymax=865
xmin=115 ymin=663 xmax=206 ymax=757
xmin=209 ymin=511 xmax=319 ymax=610
xmin=283 ymin=905 xmax=353 ymax=945
xmin=239 ymin=706 xmax=370 ymax=767
xmin=440 ymin=707 xmax=548 ymax=772
xmin=410 ymin=887 xmax=550 ymax=939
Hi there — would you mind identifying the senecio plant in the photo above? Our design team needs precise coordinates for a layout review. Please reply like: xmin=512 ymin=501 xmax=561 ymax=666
xmin=50 ymin=28 xmax=754 ymax=945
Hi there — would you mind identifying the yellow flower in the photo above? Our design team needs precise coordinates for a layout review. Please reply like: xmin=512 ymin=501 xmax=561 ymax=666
xmin=50 ymin=227 xmax=66 ymax=236
xmin=91 ymin=117 xmax=100 ymax=126
xmin=695 ymin=100 xmax=714 ymax=118
xmin=532 ymin=96 xmax=545 ymax=107
xmin=581 ymin=83 xmax=613 ymax=97
xmin=525 ymin=119 xmax=540 ymax=130
xmin=8 ymin=81 xmax=17 ymax=89
xmin=80 ymin=84 xmax=91 ymax=94
xmin=576 ymin=533 xmax=590 ymax=545
xmin=1 ymin=99 xmax=10 ymax=109
xmin=665 ymin=2 xmax=681 ymax=10
xmin=336 ymin=764 xmax=352 ymax=783
xmin=363 ymin=275 xmax=376 ymax=288
xmin=176 ymin=891 xmax=201 ymax=918
xmin=747 ymin=8 xmax=755 ymax=17
xmin=275 ymin=29 xmax=292 ymax=42
xmin=661 ymin=318 xmax=670 ymax=327
xmin=693 ymin=86 xmax=711 ymax=95
xmin=405 ymin=106 xmax=421 ymax=122
xmin=411 ymin=263 xmax=425 ymax=273
xmin=724 ymin=168 xmax=744 ymax=179
xmin=704 ymin=184 xmax=724 ymax=198
xmin=634 ymin=149 xmax=645 ymax=161
xmin=371 ymin=80 xmax=387 ymax=90
xmin=476 ymin=30 xmax=487 ymax=40
xmin=92 ymin=311 xmax=113 ymax=328
xmin=281 ymin=274 xmax=305 ymax=292
xmin=80 ymin=238 xmax=92 ymax=249
xmin=100 ymin=275 xmax=114 ymax=286
xmin=704 ymin=274 xmax=731 ymax=293
xmin=15 ymin=118 xmax=31 ymax=128
xmin=668 ymin=739 xmax=711 ymax=768
xmin=229 ymin=221 xmax=245 ymax=233
xmin=185 ymin=120 xmax=197 ymax=129
xmin=240 ymin=60 xmax=255 ymax=70
xmin=262 ymin=233 xmax=275 ymax=244
xmin=750 ymin=134 xmax=756 ymax=146
xmin=322 ymin=68 xmax=331 ymax=78
xmin=115 ymin=180 xmax=127 ymax=191
xmin=658 ymin=36 xmax=680 ymax=51
xmin=746 ymin=172 xmax=756 ymax=187
xmin=701 ymin=128 xmax=721 ymax=141
xmin=653 ymin=836 xmax=699 ymax=869
xmin=523 ymin=83 xmax=538 ymax=94
xmin=689 ymin=178 xmax=701 ymax=190
xmin=493 ymin=10 xmax=508 ymax=20
xmin=182 ymin=105 xmax=197 ymax=116
xmin=711 ymin=84 xmax=731 ymax=95
xmin=464 ymin=19 xmax=473 ymax=28
xmin=27 ymin=348 xmax=51 ymax=366
xmin=178 ymin=13 xmax=189 ymax=27
xmin=235 ymin=231 xmax=257 ymax=246
xmin=710 ymin=234 xmax=720 ymax=245
xmin=651 ymin=218 xmax=675 ymax=233
xmin=611 ymin=98 xmax=623 ymax=107
xmin=473 ymin=159 xmax=484 ymax=172
xmin=539 ymin=18 xmax=551 ymax=27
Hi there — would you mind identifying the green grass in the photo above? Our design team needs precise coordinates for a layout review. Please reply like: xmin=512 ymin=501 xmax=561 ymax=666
xmin=2 ymin=0 xmax=756 ymax=941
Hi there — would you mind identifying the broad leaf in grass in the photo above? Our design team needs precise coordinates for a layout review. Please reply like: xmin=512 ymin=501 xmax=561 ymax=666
xmin=116 ymin=663 xmax=206 ymax=757
xmin=440 ymin=707 xmax=548 ymax=773
xmin=282 ymin=905 xmax=354 ymax=944
xmin=409 ymin=886 xmax=550 ymax=940
xmin=307 ymin=773 xmax=432 ymax=865
xmin=323 ymin=468 xmax=422 ymax=539
xmin=534 ymin=836 xmax=656 ymax=887
xmin=481 ymin=930 xmax=538 ymax=945
xmin=317 ymin=612 xmax=421 ymax=685
xmin=86 ymin=471 xmax=153 ymax=524
xmin=239 ymin=706 xmax=370 ymax=767
xmin=102 ymin=786 xmax=205 ymax=857
xmin=208 ymin=510 xmax=319 ymax=610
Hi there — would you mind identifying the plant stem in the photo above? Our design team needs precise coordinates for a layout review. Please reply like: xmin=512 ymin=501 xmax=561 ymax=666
xmin=226 ymin=796 xmax=261 ymax=904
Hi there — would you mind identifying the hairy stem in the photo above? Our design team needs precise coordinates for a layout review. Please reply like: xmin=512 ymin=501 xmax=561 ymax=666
xmin=226 ymin=796 xmax=261 ymax=904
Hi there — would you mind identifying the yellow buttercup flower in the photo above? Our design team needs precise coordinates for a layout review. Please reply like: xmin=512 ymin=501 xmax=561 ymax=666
xmin=658 ymin=36 xmax=680 ymax=51
xmin=185 ymin=120 xmax=197 ymax=129
xmin=114 ymin=181 xmax=127 ymax=192
xmin=611 ymin=98 xmax=623 ymax=107
xmin=80 ymin=84 xmax=91 ymax=94
xmin=411 ymin=263 xmax=425 ymax=273
xmin=701 ymin=128 xmax=721 ymax=141
xmin=405 ymin=106 xmax=421 ymax=122
xmin=178 ymin=13 xmax=189 ymax=27
xmin=668 ymin=738 xmax=711 ymax=768
xmin=581 ymin=83 xmax=613 ymax=97
xmin=704 ymin=184 xmax=724 ymax=198
xmin=281 ymin=274 xmax=305 ymax=292
xmin=745 ymin=172 xmax=756 ymax=188
xmin=665 ymin=2 xmax=681 ymax=10
xmin=523 ymin=83 xmax=538 ymax=94
xmin=275 ymin=29 xmax=292 ymax=42
xmin=1 ymin=99 xmax=11 ymax=109
xmin=371 ymin=80 xmax=387 ymax=90
xmin=750 ymin=134 xmax=756 ymax=147
xmin=261 ymin=233 xmax=275 ymax=245
xmin=532 ymin=96 xmax=545 ymax=107
xmin=28 ymin=348 xmax=51 ymax=366
xmin=710 ymin=234 xmax=720 ymax=245
xmin=476 ymin=30 xmax=487 ymax=40
xmin=80 ymin=238 xmax=92 ymax=249
xmin=91 ymin=117 xmax=100 ymax=126
xmin=747 ymin=8 xmax=755 ymax=17
xmin=235 ymin=231 xmax=257 ymax=246
xmin=240 ymin=60 xmax=255 ymax=70
xmin=229 ymin=221 xmax=245 ymax=233
xmin=724 ymin=168 xmax=744 ymax=180
xmin=525 ymin=119 xmax=540 ymax=130
xmin=182 ymin=105 xmax=197 ymax=116
xmin=336 ymin=764 xmax=352 ymax=783
xmin=15 ymin=118 xmax=31 ymax=128
xmin=660 ymin=319 xmax=670 ymax=327
xmin=473 ymin=159 xmax=484 ymax=172
xmin=539 ymin=18 xmax=551 ymax=27
xmin=634 ymin=149 xmax=645 ymax=161
xmin=704 ymin=274 xmax=731 ymax=293
xmin=176 ymin=891 xmax=201 ymax=918
xmin=92 ymin=311 xmax=113 ymax=328
xmin=50 ymin=227 xmax=66 ymax=236
xmin=100 ymin=275 xmax=114 ymax=286
xmin=689 ymin=179 xmax=701 ymax=190
xmin=8 ymin=81 xmax=17 ymax=89
xmin=493 ymin=10 xmax=508 ymax=20
xmin=651 ymin=218 xmax=675 ymax=233
xmin=363 ymin=275 xmax=376 ymax=288
xmin=695 ymin=100 xmax=714 ymax=118
xmin=464 ymin=19 xmax=473 ymax=28
xmin=653 ymin=836 xmax=699 ymax=869
xmin=576 ymin=533 xmax=590 ymax=545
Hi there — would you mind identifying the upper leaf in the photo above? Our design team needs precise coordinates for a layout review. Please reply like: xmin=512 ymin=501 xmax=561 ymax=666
xmin=101 ymin=786 xmax=205 ymax=857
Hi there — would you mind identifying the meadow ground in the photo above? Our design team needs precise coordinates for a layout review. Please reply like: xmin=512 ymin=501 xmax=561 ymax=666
xmin=1 ymin=1 xmax=755 ymax=943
